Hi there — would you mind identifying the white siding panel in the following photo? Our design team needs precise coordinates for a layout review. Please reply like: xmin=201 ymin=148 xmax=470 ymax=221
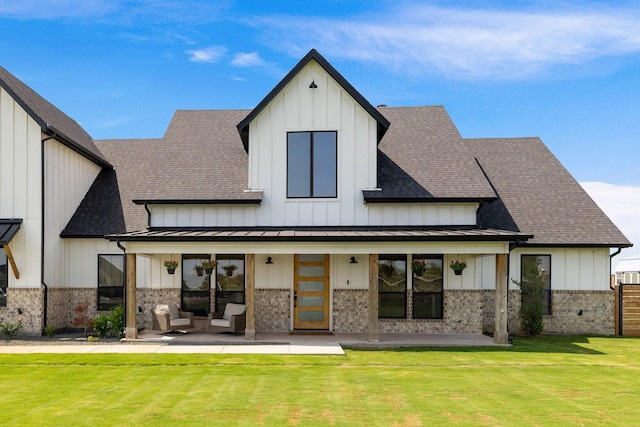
xmin=579 ymin=249 xmax=595 ymax=290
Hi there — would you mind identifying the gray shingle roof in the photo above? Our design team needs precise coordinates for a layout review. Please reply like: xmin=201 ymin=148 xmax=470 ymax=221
xmin=468 ymin=137 xmax=631 ymax=247
xmin=0 ymin=66 xmax=110 ymax=168
xmin=365 ymin=106 xmax=497 ymax=201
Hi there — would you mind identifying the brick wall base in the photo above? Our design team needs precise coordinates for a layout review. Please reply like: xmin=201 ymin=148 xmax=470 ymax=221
xmin=0 ymin=288 xmax=44 ymax=334
xmin=255 ymin=289 xmax=290 ymax=332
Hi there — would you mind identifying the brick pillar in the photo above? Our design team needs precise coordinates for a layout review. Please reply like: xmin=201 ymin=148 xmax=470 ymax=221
xmin=245 ymin=253 xmax=256 ymax=340
xmin=494 ymin=253 xmax=509 ymax=344
xmin=125 ymin=253 xmax=137 ymax=339
xmin=368 ymin=254 xmax=379 ymax=342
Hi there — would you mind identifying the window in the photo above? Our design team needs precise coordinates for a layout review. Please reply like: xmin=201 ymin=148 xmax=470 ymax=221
xmin=215 ymin=255 xmax=245 ymax=313
xmin=182 ymin=255 xmax=212 ymax=317
xmin=287 ymin=131 xmax=337 ymax=198
xmin=412 ymin=255 xmax=443 ymax=319
xmin=0 ymin=250 xmax=7 ymax=307
xmin=521 ymin=255 xmax=552 ymax=315
xmin=98 ymin=255 xmax=124 ymax=311
xmin=378 ymin=255 xmax=407 ymax=318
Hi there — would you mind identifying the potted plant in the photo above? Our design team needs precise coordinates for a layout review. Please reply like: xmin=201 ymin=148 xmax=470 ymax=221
xmin=450 ymin=259 xmax=467 ymax=275
xmin=164 ymin=260 xmax=178 ymax=274
xmin=223 ymin=264 xmax=238 ymax=277
xmin=412 ymin=259 xmax=427 ymax=277
xmin=201 ymin=259 xmax=217 ymax=275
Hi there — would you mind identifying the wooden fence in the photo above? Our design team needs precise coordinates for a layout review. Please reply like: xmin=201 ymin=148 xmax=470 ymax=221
xmin=615 ymin=284 xmax=640 ymax=336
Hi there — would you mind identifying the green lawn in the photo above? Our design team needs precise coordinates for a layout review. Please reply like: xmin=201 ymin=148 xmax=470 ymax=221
xmin=1 ymin=335 xmax=639 ymax=426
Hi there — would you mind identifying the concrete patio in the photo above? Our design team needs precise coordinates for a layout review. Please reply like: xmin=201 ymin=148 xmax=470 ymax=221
xmin=0 ymin=331 xmax=501 ymax=355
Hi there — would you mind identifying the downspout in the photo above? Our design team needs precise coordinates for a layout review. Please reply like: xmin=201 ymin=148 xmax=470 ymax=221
xmin=40 ymin=133 xmax=56 ymax=332
xmin=610 ymin=247 xmax=623 ymax=335
xmin=144 ymin=203 xmax=151 ymax=228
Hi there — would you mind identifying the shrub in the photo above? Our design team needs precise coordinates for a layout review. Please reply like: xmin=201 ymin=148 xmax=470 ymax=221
xmin=44 ymin=324 xmax=55 ymax=339
xmin=93 ymin=305 xmax=125 ymax=338
xmin=513 ymin=276 xmax=545 ymax=337
xmin=0 ymin=318 xmax=23 ymax=340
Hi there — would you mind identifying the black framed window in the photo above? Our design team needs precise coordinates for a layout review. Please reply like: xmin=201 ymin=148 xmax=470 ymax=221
xmin=0 ymin=250 xmax=7 ymax=307
xmin=378 ymin=254 xmax=407 ymax=318
xmin=182 ymin=255 xmax=212 ymax=316
xmin=412 ymin=255 xmax=443 ymax=319
xmin=287 ymin=131 xmax=337 ymax=198
xmin=98 ymin=254 xmax=124 ymax=311
xmin=521 ymin=255 xmax=552 ymax=315
xmin=215 ymin=255 xmax=245 ymax=313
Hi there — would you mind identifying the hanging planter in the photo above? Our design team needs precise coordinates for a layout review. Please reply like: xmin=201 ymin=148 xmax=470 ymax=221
xmin=412 ymin=259 xmax=427 ymax=277
xmin=201 ymin=259 xmax=218 ymax=275
xmin=164 ymin=260 xmax=178 ymax=275
xmin=223 ymin=264 xmax=238 ymax=277
xmin=194 ymin=265 xmax=204 ymax=277
xmin=450 ymin=259 xmax=467 ymax=276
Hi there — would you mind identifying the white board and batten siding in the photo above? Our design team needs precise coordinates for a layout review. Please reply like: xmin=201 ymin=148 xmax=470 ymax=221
xmin=45 ymin=141 xmax=101 ymax=287
xmin=0 ymin=87 xmax=42 ymax=289
xmin=510 ymin=247 xmax=611 ymax=291
xmin=149 ymin=60 xmax=478 ymax=228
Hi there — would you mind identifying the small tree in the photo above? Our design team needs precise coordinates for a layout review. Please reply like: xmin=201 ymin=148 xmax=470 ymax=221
xmin=73 ymin=301 xmax=93 ymax=337
xmin=513 ymin=258 xmax=546 ymax=337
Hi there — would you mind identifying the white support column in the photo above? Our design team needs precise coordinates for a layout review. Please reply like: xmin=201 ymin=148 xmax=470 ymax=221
xmin=494 ymin=253 xmax=509 ymax=344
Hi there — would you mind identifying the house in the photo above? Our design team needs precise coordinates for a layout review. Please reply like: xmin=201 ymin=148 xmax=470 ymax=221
xmin=0 ymin=49 xmax=631 ymax=343
xmin=615 ymin=257 xmax=640 ymax=284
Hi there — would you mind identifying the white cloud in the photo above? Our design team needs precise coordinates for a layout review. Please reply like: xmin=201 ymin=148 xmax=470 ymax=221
xmin=581 ymin=182 xmax=640 ymax=266
xmin=231 ymin=52 xmax=265 ymax=67
xmin=185 ymin=46 xmax=227 ymax=63
xmin=258 ymin=5 xmax=640 ymax=79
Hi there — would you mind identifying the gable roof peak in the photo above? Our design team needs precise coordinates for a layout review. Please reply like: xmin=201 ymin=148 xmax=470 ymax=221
xmin=236 ymin=49 xmax=390 ymax=151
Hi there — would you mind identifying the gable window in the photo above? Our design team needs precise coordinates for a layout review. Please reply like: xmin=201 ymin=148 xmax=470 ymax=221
xmin=0 ymin=250 xmax=7 ymax=307
xmin=378 ymin=254 xmax=407 ymax=318
xmin=287 ymin=131 xmax=337 ymax=198
xmin=521 ymin=255 xmax=552 ymax=315
xmin=182 ymin=255 xmax=212 ymax=317
xmin=215 ymin=255 xmax=245 ymax=313
xmin=98 ymin=254 xmax=124 ymax=311
xmin=412 ymin=255 xmax=443 ymax=319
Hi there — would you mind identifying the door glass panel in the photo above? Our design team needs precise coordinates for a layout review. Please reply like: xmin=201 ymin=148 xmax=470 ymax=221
xmin=298 ymin=254 xmax=325 ymax=262
xmin=298 ymin=281 xmax=324 ymax=292
xmin=299 ymin=266 xmax=325 ymax=277
xmin=298 ymin=311 xmax=325 ymax=322
xmin=298 ymin=296 xmax=324 ymax=307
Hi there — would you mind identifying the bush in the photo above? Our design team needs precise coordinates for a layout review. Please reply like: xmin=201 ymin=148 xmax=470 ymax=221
xmin=93 ymin=305 xmax=125 ymax=338
xmin=0 ymin=318 xmax=23 ymax=340
xmin=44 ymin=324 xmax=55 ymax=338
xmin=513 ymin=275 xmax=545 ymax=337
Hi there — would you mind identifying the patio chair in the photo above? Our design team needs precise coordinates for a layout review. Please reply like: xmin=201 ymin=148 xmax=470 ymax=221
xmin=152 ymin=304 xmax=194 ymax=332
xmin=209 ymin=303 xmax=246 ymax=333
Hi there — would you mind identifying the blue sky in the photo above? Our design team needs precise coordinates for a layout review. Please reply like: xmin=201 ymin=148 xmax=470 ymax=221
xmin=1 ymin=0 xmax=638 ymax=261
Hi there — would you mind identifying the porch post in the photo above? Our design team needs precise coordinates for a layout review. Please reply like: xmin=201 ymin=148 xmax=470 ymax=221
xmin=368 ymin=254 xmax=379 ymax=342
xmin=494 ymin=253 xmax=509 ymax=344
xmin=125 ymin=253 xmax=137 ymax=339
xmin=245 ymin=253 xmax=256 ymax=340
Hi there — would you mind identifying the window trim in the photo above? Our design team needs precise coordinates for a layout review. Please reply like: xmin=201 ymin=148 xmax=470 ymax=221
xmin=411 ymin=254 xmax=444 ymax=320
xmin=520 ymin=254 xmax=552 ymax=316
xmin=181 ymin=254 xmax=212 ymax=317
xmin=378 ymin=254 xmax=407 ymax=319
xmin=286 ymin=130 xmax=338 ymax=199
xmin=97 ymin=254 xmax=125 ymax=311
xmin=214 ymin=254 xmax=246 ymax=313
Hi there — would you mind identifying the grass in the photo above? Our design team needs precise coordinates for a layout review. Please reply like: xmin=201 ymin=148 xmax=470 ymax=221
xmin=1 ymin=335 xmax=639 ymax=426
